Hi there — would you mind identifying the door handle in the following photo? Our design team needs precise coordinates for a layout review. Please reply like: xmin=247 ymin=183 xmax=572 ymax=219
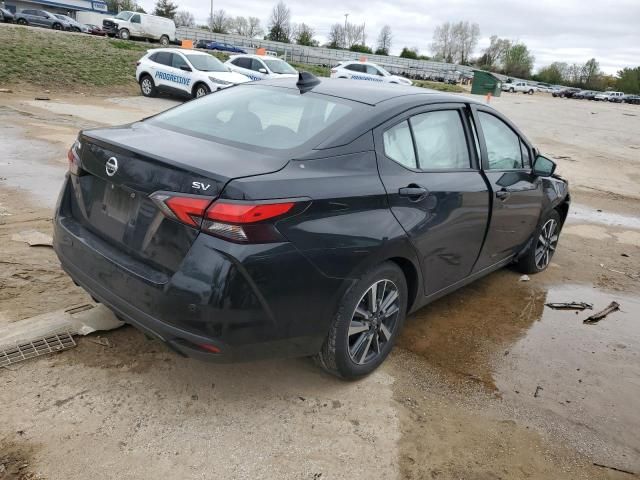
xmin=399 ymin=185 xmax=429 ymax=201
xmin=496 ymin=189 xmax=511 ymax=201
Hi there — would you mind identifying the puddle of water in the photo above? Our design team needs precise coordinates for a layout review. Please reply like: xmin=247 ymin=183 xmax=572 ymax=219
xmin=0 ymin=122 xmax=66 ymax=207
xmin=568 ymin=203 xmax=640 ymax=230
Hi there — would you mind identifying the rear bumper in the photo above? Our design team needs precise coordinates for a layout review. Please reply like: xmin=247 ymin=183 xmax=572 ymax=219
xmin=53 ymin=178 xmax=345 ymax=362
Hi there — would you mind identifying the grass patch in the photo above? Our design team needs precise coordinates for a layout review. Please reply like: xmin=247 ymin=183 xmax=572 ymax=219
xmin=290 ymin=63 xmax=330 ymax=78
xmin=108 ymin=39 xmax=149 ymax=51
xmin=413 ymin=80 xmax=464 ymax=93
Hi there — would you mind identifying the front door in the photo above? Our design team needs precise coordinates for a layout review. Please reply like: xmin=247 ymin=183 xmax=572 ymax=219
xmin=471 ymin=107 xmax=543 ymax=271
xmin=375 ymin=104 xmax=490 ymax=296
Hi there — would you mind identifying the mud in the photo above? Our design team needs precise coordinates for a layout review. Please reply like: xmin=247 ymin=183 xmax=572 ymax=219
xmin=1 ymin=91 xmax=639 ymax=479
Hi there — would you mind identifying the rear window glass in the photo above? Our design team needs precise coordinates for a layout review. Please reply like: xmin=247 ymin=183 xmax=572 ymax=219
xmin=150 ymin=85 xmax=356 ymax=152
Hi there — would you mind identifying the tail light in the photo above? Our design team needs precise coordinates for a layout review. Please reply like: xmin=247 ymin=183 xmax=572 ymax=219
xmin=67 ymin=139 xmax=82 ymax=175
xmin=150 ymin=192 xmax=304 ymax=243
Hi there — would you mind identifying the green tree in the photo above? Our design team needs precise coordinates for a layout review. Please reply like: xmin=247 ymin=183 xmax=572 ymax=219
xmin=535 ymin=62 xmax=568 ymax=85
xmin=581 ymin=58 xmax=601 ymax=88
xmin=294 ymin=23 xmax=316 ymax=46
xmin=153 ymin=0 xmax=177 ymax=19
xmin=503 ymin=42 xmax=535 ymax=78
xmin=616 ymin=67 xmax=640 ymax=94
xmin=267 ymin=1 xmax=291 ymax=43
xmin=400 ymin=47 xmax=418 ymax=59
xmin=349 ymin=44 xmax=373 ymax=54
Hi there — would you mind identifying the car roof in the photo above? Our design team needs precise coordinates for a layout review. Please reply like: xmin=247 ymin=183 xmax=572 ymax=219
xmin=147 ymin=48 xmax=209 ymax=56
xmin=254 ymin=77 xmax=479 ymax=107
xmin=230 ymin=54 xmax=284 ymax=60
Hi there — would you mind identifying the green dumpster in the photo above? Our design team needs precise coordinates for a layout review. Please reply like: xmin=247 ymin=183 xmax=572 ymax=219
xmin=471 ymin=71 xmax=502 ymax=97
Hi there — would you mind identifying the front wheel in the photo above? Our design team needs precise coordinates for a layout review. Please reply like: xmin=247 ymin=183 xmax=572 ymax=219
xmin=193 ymin=83 xmax=211 ymax=98
xmin=517 ymin=209 xmax=562 ymax=274
xmin=528 ymin=89 xmax=534 ymax=95
xmin=315 ymin=262 xmax=407 ymax=379
xmin=17 ymin=18 xmax=27 ymax=25
xmin=52 ymin=23 xmax=62 ymax=30
xmin=118 ymin=28 xmax=130 ymax=40
xmin=509 ymin=87 xmax=514 ymax=93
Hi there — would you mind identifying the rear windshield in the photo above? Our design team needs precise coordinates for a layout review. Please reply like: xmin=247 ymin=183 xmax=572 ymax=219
xmin=149 ymin=85 xmax=355 ymax=152
xmin=186 ymin=54 xmax=228 ymax=72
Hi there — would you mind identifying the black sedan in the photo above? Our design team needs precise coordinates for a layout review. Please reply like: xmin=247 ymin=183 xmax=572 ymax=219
xmin=53 ymin=74 xmax=570 ymax=379
xmin=0 ymin=7 xmax=15 ymax=22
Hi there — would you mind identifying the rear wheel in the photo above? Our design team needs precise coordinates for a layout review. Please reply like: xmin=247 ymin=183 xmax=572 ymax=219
xmin=193 ymin=83 xmax=211 ymax=98
xmin=139 ymin=75 xmax=157 ymax=97
xmin=159 ymin=35 xmax=169 ymax=46
xmin=52 ymin=22 xmax=62 ymax=30
xmin=17 ymin=18 xmax=27 ymax=25
xmin=118 ymin=28 xmax=130 ymax=40
xmin=315 ymin=262 xmax=407 ymax=379
xmin=509 ymin=87 xmax=514 ymax=93
xmin=517 ymin=209 xmax=561 ymax=274
xmin=528 ymin=89 xmax=534 ymax=94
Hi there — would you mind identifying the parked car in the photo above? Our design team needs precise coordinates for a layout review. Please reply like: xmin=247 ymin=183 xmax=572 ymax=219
xmin=54 ymin=14 xmax=88 ymax=33
xmin=330 ymin=61 xmax=412 ymax=86
xmin=15 ymin=9 xmax=71 ymax=30
xmin=0 ymin=7 xmax=15 ymax=23
xmin=202 ymin=41 xmax=246 ymax=54
xmin=54 ymin=75 xmax=569 ymax=379
xmin=225 ymin=54 xmax=297 ymax=81
xmin=583 ymin=91 xmax=599 ymax=100
xmin=195 ymin=39 xmax=210 ymax=49
xmin=136 ymin=48 xmax=250 ymax=99
xmin=594 ymin=91 xmax=624 ymax=102
xmin=571 ymin=90 xmax=590 ymax=99
xmin=501 ymin=81 xmax=536 ymax=94
xmin=552 ymin=87 xmax=580 ymax=98
xmin=102 ymin=11 xmax=175 ymax=45
xmin=622 ymin=94 xmax=640 ymax=105
xmin=86 ymin=24 xmax=106 ymax=36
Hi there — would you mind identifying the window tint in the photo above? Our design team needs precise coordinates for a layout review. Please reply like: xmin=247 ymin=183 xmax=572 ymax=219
xmin=148 ymin=53 xmax=158 ymax=62
xmin=478 ymin=112 xmax=523 ymax=170
xmin=154 ymin=52 xmax=172 ymax=66
xmin=411 ymin=110 xmax=470 ymax=170
xmin=171 ymin=53 xmax=188 ymax=69
xmin=233 ymin=57 xmax=251 ymax=69
xmin=366 ymin=65 xmax=382 ymax=76
xmin=131 ymin=14 xmax=140 ymax=23
xmin=383 ymin=121 xmax=417 ymax=169
xmin=151 ymin=86 xmax=354 ymax=152
xmin=345 ymin=64 xmax=365 ymax=73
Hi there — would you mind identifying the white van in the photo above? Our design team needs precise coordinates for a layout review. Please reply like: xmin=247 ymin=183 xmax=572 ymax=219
xmin=102 ymin=11 xmax=175 ymax=45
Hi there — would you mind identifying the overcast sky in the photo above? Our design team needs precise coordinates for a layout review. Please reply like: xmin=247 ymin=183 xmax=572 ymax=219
xmin=138 ymin=0 xmax=639 ymax=74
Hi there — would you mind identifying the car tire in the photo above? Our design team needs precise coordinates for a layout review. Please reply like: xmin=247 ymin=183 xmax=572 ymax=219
xmin=315 ymin=261 xmax=407 ymax=379
xmin=509 ymin=87 xmax=514 ymax=93
xmin=159 ymin=35 xmax=169 ymax=46
xmin=17 ymin=18 xmax=27 ymax=25
xmin=516 ymin=209 xmax=562 ymax=274
xmin=118 ymin=28 xmax=130 ymax=40
xmin=52 ymin=23 xmax=62 ymax=30
xmin=192 ymin=83 xmax=211 ymax=98
xmin=528 ymin=89 xmax=534 ymax=95
xmin=139 ymin=75 xmax=157 ymax=97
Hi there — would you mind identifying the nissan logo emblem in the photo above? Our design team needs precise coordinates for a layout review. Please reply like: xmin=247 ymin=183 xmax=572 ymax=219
xmin=105 ymin=157 xmax=118 ymax=177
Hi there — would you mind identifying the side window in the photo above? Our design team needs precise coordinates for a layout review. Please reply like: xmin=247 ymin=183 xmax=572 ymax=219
xmin=366 ymin=65 xmax=383 ymax=76
xmin=346 ymin=64 xmax=365 ymax=73
xmin=154 ymin=52 xmax=172 ymax=66
xmin=131 ymin=14 xmax=140 ymax=23
xmin=148 ymin=53 xmax=158 ymax=62
xmin=383 ymin=121 xmax=417 ymax=169
xmin=478 ymin=112 xmax=523 ymax=170
xmin=233 ymin=57 xmax=251 ymax=69
xmin=171 ymin=53 xmax=188 ymax=69
xmin=410 ymin=110 xmax=470 ymax=170
xmin=250 ymin=59 xmax=264 ymax=72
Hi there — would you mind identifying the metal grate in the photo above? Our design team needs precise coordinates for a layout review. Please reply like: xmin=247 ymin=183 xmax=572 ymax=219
xmin=0 ymin=331 xmax=76 ymax=367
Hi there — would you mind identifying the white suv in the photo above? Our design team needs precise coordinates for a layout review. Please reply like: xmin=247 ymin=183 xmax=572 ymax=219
xmin=330 ymin=61 xmax=412 ymax=86
xmin=594 ymin=91 xmax=624 ymax=101
xmin=136 ymin=48 xmax=250 ymax=99
xmin=502 ymin=81 xmax=536 ymax=94
xmin=225 ymin=55 xmax=298 ymax=81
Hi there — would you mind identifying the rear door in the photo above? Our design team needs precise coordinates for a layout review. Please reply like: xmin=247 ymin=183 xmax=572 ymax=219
xmin=375 ymin=103 xmax=490 ymax=296
xmin=471 ymin=106 xmax=543 ymax=271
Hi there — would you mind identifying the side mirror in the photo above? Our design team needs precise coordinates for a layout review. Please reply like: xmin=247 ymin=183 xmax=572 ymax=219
xmin=180 ymin=65 xmax=192 ymax=72
xmin=533 ymin=155 xmax=556 ymax=177
xmin=258 ymin=68 xmax=267 ymax=74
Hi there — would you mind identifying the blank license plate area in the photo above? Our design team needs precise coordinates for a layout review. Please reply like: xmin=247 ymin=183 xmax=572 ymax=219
xmin=103 ymin=185 xmax=132 ymax=223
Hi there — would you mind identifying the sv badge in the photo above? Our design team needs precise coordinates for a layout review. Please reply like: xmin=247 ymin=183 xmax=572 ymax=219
xmin=192 ymin=181 xmax=211 ymax=191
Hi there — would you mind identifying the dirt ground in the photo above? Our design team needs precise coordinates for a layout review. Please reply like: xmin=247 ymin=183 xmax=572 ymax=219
xmin=0 ymin=89 xmax=639 ymax=480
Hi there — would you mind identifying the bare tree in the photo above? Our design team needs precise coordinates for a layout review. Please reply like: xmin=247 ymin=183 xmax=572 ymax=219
xmin=174 ymin=10 xmax=195 ymax=28
xmin=246 ymin=16 xmax=264 ymax=38
xmin=208 ymin=9 xmax=231 ymax=34
xmin=478 ymin=35 xmax=511 ymax=70
xmin=231 ymin=16 xmax=248 ymax=36
xmin=267 ymin=1 xmax=291 ymax=42
xmin=457 ymin=21 xmax=479 ymax=64
xmin=376 ymin=25 xmax=392 ymax=55
xmin=431 ymin=21 xmax=479 ymax=64
xmin=431 ymin=22 xmax=454 ymax=62
xmin=327 ymin=23 xmax=343 ymax=48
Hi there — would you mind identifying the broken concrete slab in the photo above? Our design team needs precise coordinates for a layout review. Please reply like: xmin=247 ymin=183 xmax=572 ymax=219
xmin=10 ymin=230 xmax=53 ymax=247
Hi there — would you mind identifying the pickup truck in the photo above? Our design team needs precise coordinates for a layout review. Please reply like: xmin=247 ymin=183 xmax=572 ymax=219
xmin=501 ymin=81 xmax=536 ymax=94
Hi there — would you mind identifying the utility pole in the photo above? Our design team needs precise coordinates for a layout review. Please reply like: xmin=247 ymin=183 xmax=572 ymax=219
xmin=343 ymin=13 xmax=349 ymax=48
xmin=210 ymin=0 xmax=213 ymax=33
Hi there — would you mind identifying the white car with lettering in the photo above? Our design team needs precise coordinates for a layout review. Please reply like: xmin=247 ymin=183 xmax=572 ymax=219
xmin=330 ymin=61 xmax=412 ymax=85
xmin=225 ymin=54 xmax=298 ymax=81
xmin=136 ymin=48 xmax=250 ymax=99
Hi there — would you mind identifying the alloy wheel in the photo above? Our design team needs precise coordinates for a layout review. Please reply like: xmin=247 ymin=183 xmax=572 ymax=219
xmin=348 ymin=279 xmax=400 ymax=366
xmin=535 ymin=218 xmax=558 ymax=269
xmin=141 ymin=79 xmax=152 ymax=95
xmin=196 ymin=87 xmax=208 ymax=98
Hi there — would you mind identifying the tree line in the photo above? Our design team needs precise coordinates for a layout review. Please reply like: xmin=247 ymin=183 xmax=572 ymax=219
xmin=143 ymin=0 xmax=638 ymax=92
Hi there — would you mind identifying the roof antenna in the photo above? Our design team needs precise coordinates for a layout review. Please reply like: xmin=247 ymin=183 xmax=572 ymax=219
xmin=296 ymin=72 xmax=320 ymax=93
